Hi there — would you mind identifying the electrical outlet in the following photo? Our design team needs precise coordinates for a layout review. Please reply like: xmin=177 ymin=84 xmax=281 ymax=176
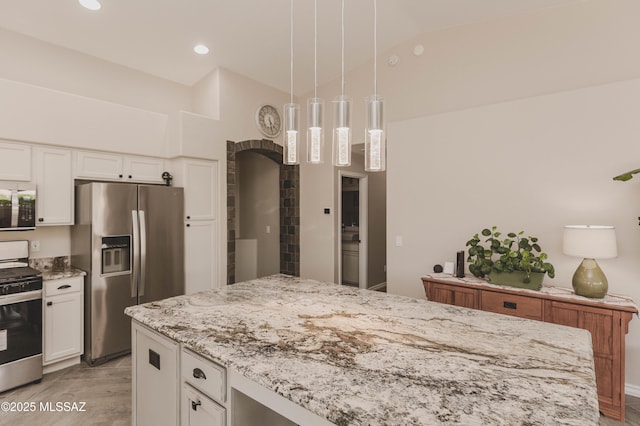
xmin=266 ymin=225 xmax=271 ymax=234
xmin=30 ymin=240 xmax=40 ymax=252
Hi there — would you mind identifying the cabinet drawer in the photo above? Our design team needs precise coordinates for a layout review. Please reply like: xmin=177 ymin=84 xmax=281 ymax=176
xmin=182 ymin=383 xmax=226 ymax=426
xmin=182 ymin=348 xmax=226 ymax=404
xmin=44 ymin=277 xmax=83 ymax=297
xmin=481 ymin=292 xmax=542 ymax=320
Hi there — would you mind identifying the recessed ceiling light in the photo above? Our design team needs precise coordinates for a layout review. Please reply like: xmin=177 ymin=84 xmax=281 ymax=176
xmin=79 ymin=0 xmax=102 ymax=11
xmin=193 ymin=44 xmax=210 ymax=55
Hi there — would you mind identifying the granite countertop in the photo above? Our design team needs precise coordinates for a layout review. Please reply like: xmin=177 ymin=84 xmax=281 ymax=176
xmin=29 ymin=257 xmax=86 ymax=281
xmin=125 ymin=274 xmax=599 ymax=425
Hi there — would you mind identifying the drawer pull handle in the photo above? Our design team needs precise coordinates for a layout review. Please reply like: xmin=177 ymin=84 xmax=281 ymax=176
xmin=46 ymin=301 xmax=53 ymax=306
xmin=191 ymin=400 xmax=201 ymax=411
xmin=193 ymin=368 xmax=207 ymax=380
xmin=57 ymin=284 xmax=72 ymax=290
xmin=503 ymin=301 xmax=517 ymax=310
xmin=148 ymin=349 xmax=160 ymax=370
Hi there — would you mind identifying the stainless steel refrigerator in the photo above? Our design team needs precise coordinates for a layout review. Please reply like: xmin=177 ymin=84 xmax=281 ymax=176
xmin=71 ymin=182 xmax=184 ymax=365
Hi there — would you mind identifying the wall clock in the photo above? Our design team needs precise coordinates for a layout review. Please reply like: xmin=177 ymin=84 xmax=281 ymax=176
xmin=255 ymin=104 xmax=281 ymax=138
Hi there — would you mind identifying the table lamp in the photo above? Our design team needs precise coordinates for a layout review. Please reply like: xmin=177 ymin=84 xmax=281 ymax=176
xmin=562 ymin=225 xmax=617 ymax=298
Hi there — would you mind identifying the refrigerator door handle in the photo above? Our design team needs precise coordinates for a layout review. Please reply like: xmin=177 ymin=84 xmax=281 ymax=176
xmin=139 ymin=210 xmax=147 ymax=297
xmin=131 ymin=210 xmax=140 ymax=298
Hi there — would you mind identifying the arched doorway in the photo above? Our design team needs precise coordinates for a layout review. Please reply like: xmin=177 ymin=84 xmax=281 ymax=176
xmin=226 ymin=139 xmax=300 ymax=284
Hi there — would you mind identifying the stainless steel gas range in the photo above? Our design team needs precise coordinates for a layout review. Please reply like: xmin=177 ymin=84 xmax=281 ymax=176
xmin=0 ymin=240 xmax=43 ymax=392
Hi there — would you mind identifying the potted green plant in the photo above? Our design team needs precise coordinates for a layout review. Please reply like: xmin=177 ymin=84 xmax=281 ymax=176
xmin=465 ymin=226 xmax=555 ymax=290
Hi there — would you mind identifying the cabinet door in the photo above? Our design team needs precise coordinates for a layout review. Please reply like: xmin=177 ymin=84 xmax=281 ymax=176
xmin=75 ymin=151 xmax=124 ymax=180
xmin=33 ymin=147 xmax=73 ymax=225
xmin=0 ymin=141 xmax=31 ymax=181
xmin=545 ymin=301 xmax=621 ymax=419
xmin=181 ymin=384 xmax=226 ymax=426
xmin=133 ymin=323 xmax=179 ymax=426
xmin=124 ymin=156 xmax=166 ymax=183
xmin=429 ymin=283 xmax=479 ymax=309
xmin=44 ymin=292 xmax=83 ymax=363
xmin=182 ymin=159 xmax=217 ymax=221
xmin=185 ymin=220 xmax=218 ymax=293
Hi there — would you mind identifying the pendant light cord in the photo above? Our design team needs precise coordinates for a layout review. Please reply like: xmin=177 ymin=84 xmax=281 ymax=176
xmin=341 ymin=0 xmax=345 ymax=97
xmin=290 ymin=0 xmax=294 ymax=104
xmin=373 ymin=0 xmax=377 ymax=97
xmin=314 ymin=0 xmax=317 ymax=99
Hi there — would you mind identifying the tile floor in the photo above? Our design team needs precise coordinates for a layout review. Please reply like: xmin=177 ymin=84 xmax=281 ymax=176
xmin=0 ymin=356 xmax=131 ymax=426
xmin=0 ymin=355 xmax=638 ymax=425
xmin=600 ymin=395 xmax=640 ymax=426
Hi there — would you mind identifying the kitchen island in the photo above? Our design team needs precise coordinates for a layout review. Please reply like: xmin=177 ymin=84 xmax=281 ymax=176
xmin=125 ymin=274 xmax=599 ymax=425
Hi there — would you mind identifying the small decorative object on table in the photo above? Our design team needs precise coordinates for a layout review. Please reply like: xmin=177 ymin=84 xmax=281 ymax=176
xmin=465 ymin=226 xmax=555 ymax=290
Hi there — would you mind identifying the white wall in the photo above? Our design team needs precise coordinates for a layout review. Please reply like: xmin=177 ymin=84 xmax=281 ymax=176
xmin=0 ymin=227 xmax=70 ymax=259
xmin=0 ymin=29 xmax=192 ymax=155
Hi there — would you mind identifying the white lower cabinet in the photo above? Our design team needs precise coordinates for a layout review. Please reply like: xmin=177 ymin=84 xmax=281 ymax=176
xmin=43 ymin=276 xmax=83 ymax=370
xmin=132 ymin=322 xmax=180 ymax=426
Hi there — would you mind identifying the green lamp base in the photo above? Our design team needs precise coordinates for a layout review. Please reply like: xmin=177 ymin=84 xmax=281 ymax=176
xmin=572 ymin=258 xmax=608 ymax=299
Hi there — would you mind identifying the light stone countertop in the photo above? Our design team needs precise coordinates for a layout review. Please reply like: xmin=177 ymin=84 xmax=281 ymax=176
xmin=29 ymin=256 xmax=86 ymax=281
xmin=125 ymin=274 xmax=599 ymax=425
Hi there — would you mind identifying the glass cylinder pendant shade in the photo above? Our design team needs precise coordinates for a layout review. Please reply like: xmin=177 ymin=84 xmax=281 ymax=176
xmin=332 ymin=95 xmax=351 ymax=167
xmin=306 ymin=97 xmax=324 ymax=164
xmin=365 ymin=95 xmax=386 ymax=172
xmin=283 ymin=103 xmax=300 ymax=165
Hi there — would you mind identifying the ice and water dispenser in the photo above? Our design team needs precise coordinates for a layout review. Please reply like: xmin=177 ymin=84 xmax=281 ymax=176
xmin=101 ymin=236 xmax=131 ymax=275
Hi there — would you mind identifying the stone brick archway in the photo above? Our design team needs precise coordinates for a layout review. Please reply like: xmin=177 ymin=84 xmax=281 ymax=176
xmin=226 ymin=139 xmax=300 ymax=284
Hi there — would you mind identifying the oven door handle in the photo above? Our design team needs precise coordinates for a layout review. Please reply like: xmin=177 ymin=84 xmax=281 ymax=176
xmin=0 ymin=289 xmax=42 ymax=305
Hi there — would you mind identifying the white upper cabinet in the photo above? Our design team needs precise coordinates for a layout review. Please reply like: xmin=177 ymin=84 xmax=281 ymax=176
xmin=33 ymin=146 xmax=74 ymax=226
xmin=74 ymin=151 xmax=166 ymax=184
xmin=0 ymin=141 xmax=31 ymax=181
xmin=173 ymin=159 xmax=217 ymax=221
xmin=124 ymin=156 xmax=166 ymax=183
xmin=74 ymin=151 xmax=123 ymax=180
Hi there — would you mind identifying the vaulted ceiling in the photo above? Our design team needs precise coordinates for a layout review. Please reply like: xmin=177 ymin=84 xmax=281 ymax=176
xmin=0 ymin=0 xmax=585 ymax=95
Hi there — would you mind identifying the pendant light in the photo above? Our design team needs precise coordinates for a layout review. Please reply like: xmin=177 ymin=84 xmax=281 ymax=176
xmin=307 ymin=0 xmax=324 ymax=164
xmin=332 ymin=0 xmax=351 ymax=167
xmin=284 ymin=0 xmax=300 ymax=165
xmin=365 ymin=0 xmax=385 ymax=172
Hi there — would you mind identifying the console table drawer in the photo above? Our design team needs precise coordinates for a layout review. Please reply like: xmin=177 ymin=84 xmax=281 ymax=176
xmin=481 ymin=292 xmax=543 ymax=320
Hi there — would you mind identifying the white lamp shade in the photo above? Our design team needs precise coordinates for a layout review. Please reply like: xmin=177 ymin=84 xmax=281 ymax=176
xmin=563 ymin=225 xmax=617 ymax=259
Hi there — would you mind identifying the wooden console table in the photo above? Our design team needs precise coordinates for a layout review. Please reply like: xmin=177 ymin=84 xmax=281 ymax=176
xmin=421 ymin=274 xmax=638 ymax=422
